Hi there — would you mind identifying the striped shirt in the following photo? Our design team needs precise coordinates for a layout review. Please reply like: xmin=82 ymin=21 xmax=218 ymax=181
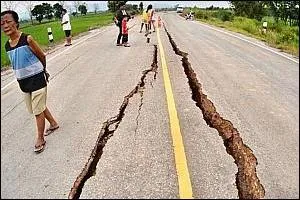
xmin=5 ymin=33 xmax=47 ymax=92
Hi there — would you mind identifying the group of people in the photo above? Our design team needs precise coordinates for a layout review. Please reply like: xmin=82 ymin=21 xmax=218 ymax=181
xmin=140 ymin=4 xmax=156 ymax=34
xmin=0 ymin=4 xmax=157 ymax=154
xmin=114 ymin=5 xmax=131 ymax=47
xmin=114 ymin=4 xmax=156 ymax=47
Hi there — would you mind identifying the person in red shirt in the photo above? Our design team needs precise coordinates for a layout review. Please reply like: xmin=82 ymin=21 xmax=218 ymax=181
xmin=121 ymin=16 xmax=130 ymax=47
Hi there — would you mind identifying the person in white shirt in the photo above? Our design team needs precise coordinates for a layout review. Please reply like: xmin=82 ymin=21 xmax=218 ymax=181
xmin=61 ymin=9 xmax=72 ymax=46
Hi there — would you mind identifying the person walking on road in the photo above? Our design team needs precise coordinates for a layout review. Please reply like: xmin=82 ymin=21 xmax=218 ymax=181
xmin=114 ymin=5 xmax=130 ymax=46
xmin=61 ymin=8 xmax=72 ymax=46
xmin=139 ymin=8 xmax=148 ymax=33
xmin=1 ymin=10 xmax=59 ymax=153
xmin=147 ymin=4 xmax=155 ymax=33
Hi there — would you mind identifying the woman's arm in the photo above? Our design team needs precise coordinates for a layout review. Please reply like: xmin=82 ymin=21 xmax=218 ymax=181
xmin=27 ymin=35 xmax=46 ymax=68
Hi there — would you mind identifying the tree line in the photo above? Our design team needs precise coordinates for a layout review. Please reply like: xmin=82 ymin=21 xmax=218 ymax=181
xmin=230 ymin=1 xmax=299 ymax=26
xmin=107 ymin=1 xmax=141 ymax=15
xmin=1 ymin=1 xmax=91 ymax=24
xmin=31 ymin=2 xmax=88 ymax=23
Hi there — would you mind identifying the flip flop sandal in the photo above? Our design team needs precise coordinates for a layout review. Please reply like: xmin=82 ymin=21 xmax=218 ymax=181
xmin=34 ymin=141 xmax=46 ymax=153
xmin=44 ymin=125 xmax=60 ymax=136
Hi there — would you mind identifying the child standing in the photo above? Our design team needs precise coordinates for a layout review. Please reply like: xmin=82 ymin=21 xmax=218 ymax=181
xmin=122 ymin=16 xmax=130 ymax=47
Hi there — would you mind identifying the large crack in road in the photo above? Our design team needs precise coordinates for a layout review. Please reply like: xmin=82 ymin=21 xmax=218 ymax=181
xmin=163 ymin=25 xmax=265 ymax=199
xmin=135 ymin=50 xmax=159 ymax=136
xmin=68 ymin=45 xmax=158 ymax=199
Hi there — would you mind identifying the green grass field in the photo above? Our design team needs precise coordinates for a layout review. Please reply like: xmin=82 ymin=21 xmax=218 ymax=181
xmin=1 ymin=12 xmax=114 ymax=69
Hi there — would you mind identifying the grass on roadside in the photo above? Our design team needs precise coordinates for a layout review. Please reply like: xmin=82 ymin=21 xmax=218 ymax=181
xmin=182 ymin=9 xmax=299 ymax=57
xmin=1 ymin=12 xmax=114 ymax=69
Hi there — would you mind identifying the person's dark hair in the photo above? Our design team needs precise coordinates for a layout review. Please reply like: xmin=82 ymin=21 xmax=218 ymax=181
xmin=62 ymin=8 xmax=67 ymax=13
xmin=146 ymin=4 xmax=152 ymax=12
xmin=119 ymin=4 xmax=126 ymax=10
xmin=1 ymin=10 xmax=19 ymax=28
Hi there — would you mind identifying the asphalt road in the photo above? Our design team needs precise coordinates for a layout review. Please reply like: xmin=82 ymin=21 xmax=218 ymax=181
xmin=1 ymin=12 xmax=299 ymax=199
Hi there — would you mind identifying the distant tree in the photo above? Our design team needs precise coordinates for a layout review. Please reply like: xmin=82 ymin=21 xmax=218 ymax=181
xmin=78 ymin=4 xmax=87 ymax=15
xmin=265 ymin=1 xmax=299 ymax=25
xmin=53 ymin=3 xmax=63 ymax=19
xmin=207 ymin=5 xmax=214 ymax=10
xmin=73 ymin=1 xmax=81 ymax=14
xmin=93 ymin=3 xmax=99 ymax=14
xmin=42 ymin=3 xmax=54 ymax=20
xmin=31 ymin=4 xmax=44 ymax=23
xmin=58 ymin=1 xmax=65 ymax=7
xmin=289 ymin=1 xmax=299 ymax=25
xmin=31 ymin=3 xmax=54 ymax=23
xmin=22 ymin=1 xmax=34 ymax=24
xmin=139 ymin=2 xmax=143 ymax=11
xmin=107 ymin=1 xmax=127 ymax=12
xmin=230 ymin=1 xmax=264 ymax=21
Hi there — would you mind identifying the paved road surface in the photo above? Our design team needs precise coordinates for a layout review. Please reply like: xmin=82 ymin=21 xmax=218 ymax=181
xmin=1 ymin=12 xmax=299 ymax=199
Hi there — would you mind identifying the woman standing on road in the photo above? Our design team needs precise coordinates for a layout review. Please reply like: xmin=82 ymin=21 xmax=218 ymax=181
xmin=1 ymin=10 xmax=59 ymax=153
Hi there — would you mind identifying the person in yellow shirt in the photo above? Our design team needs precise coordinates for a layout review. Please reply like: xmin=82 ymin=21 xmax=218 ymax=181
xmin=147 ymin=4 xmax=155 ymax=32
xmin=139 ymin=9 xmax=148 ymax=33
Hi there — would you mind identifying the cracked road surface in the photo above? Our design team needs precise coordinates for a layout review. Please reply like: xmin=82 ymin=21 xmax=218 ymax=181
xmin=1 ymin=12 xmax=299 ymax=199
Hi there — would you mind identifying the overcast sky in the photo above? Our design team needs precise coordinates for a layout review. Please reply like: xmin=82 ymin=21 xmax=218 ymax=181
xmin=1 ymin=1 xmax=230 ymax=20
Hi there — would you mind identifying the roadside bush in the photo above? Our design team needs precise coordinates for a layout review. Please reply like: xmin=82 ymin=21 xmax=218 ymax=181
xmin=278 ymin=26 xmax=298 ymax=44
xmin=216 ymin=10 xmax=233 ymax=21
xmin=189 ymin=7 xmax=298 ymax=56
xmin=267 ymin=20 xmax=285 ymax=32
xmin=261 ymin=16 xmax=276 ymax=28
xmin=195 ymin=10 xmax=205 ymax=19
xmin=182 ymin=8 xmax=190 ymax=16
xmin=265 ymin=31 xmax=279 ymax=44
xmin=233 ymin=17 xmax=259 ymax=34
xmin=210 ymin=11 xmax=218 ymax=18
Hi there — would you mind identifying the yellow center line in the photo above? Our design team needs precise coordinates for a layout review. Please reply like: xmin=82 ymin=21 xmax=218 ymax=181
xmin=156 ymin=27 xmax=193 ymax=199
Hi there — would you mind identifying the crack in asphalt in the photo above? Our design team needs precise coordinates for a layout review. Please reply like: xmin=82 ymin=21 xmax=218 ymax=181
xmin=68 ymin=45 xmax=158 ymax=199
xmin=134 ymin=90 xmax=144 ymax=136
xmin=163 ymin=25 xmax=265 ymax=199
xmin=134 ymin=48 xmax=158 ymax=136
